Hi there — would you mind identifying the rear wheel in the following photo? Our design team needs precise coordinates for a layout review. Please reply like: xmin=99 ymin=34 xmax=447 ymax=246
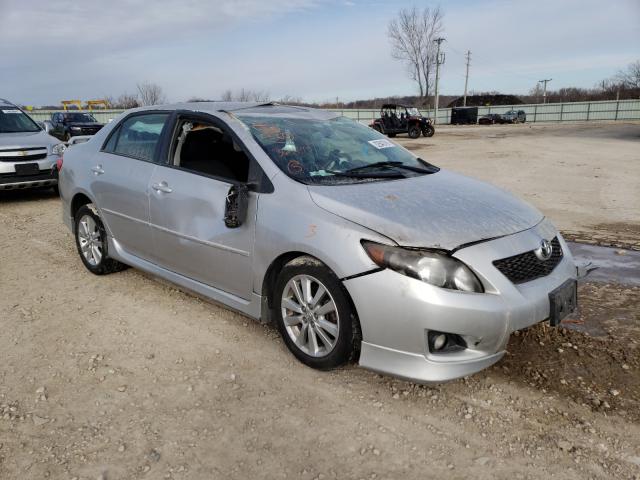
xmin=408 ymin=125 xmax=421 ymax=139
xmin=422 ymin=125 xmax=435 ymax=137
xmin=274 ymin=258 xmax=356 ymax=370
xmin=387 ymin=133 xmax=396 ymax=138
xmin=74 ymin=204 xmax=127 ymax=275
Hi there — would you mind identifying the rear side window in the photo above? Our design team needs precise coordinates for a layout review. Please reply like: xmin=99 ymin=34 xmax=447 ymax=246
xmin=105 ymin=113 xmax=169 ymax=162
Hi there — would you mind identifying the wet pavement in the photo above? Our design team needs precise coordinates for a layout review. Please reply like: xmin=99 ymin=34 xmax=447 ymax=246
xmin=568 ymin=242 xmax=640 ymax=286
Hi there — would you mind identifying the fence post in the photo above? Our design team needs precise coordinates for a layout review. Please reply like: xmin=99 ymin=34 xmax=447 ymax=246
xmin=615 ymin=100 xmax=619 ymax=121
xmin=534 ymin=104 xmax=537 ymax=123
xmin=586 ymin=102 xmax=591 ymax=121
xmin=559 ymin=103 xmax=564 ymax=122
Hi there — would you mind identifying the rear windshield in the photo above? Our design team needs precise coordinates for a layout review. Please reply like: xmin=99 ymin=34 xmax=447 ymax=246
xmin=236 ymin=114 xmax=438 ymax=185
xmin=0 ymin=108 xmax=41 ymax=133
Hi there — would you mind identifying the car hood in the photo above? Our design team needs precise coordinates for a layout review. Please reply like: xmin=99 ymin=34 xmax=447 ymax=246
xmin=308 ymin=169 xmax=544 ymax=251
xmin=0 ymin=130 xmax=60 ymax=149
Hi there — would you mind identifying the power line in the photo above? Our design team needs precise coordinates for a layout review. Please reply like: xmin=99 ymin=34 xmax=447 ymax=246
xmin=463 ymin=50 xmax=471 ymax=106
xmin=433 ymin=37 xmax=445 ymax=123
xmin=539 ymin=78 xmax=552 ymax=103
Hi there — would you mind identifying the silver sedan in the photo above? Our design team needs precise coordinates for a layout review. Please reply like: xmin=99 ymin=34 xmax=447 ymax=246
xmin=58 ymin=102 xmax=577 ymax=383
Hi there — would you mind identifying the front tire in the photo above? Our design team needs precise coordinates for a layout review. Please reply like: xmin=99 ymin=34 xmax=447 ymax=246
xmin=274 ymin=258 xmax=356 ymax=370
xmin=422 ymin=125 xmax=435 ymax=137
xmin=74 ymin=204 xmax=127 ymax=275
xmin=408 ymin=125 xmax=421 ymax=139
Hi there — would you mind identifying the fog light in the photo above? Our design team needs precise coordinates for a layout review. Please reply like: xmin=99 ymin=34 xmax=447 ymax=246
xmin=432 ymin=333 xmax=447 ymax=351
xmin=428 ymin=331 xmax=468 ymax=354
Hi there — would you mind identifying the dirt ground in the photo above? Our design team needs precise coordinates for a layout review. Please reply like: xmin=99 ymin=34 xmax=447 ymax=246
xmin=398 ymin=122 xmax=640 ymax=249
xmin=1 ymin=122 xmax=639 ymax=479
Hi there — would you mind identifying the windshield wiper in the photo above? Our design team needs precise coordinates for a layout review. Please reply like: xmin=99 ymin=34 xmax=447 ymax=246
xmin=344 ymin=161 xmax=434 ymax=174
xmin=325 ymin=169 xmax=405 ymax=179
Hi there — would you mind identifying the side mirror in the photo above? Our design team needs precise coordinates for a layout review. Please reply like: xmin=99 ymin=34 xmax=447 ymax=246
xmin=224 ymin=184 xmax=249 ymax=228
xmin=41 ymin=121 xmax=53 ymax=133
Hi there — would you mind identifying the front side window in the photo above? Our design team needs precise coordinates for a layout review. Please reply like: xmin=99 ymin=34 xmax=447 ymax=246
xmin=106 ymin=113 xmax=169 ymax=162
xmin=236 ymin=114 xmax=438 ymax=185
xmin=171 ymin=119 xmax=250 ymax=183
xmin=0 ymin=108 xmax=40 ymax=133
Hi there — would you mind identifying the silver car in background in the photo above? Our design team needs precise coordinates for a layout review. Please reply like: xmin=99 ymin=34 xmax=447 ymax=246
xmin=58 ymin=102 xmax=577 ymax=383
xmin=0 ymin=98 xmax=65 ymax=191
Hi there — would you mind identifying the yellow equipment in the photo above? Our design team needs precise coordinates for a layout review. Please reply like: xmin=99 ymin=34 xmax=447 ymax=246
xmin=86 ymin=100 xmax=109 ymax=110
xmin=61 ymin=100 xmax=82 ymax=110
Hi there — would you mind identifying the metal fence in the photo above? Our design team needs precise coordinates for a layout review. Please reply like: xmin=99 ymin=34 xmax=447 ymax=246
xmin=26 ymin=99 xmax=640 ymax=125
xmin=334 ymin=99 xmax=640 ymax=125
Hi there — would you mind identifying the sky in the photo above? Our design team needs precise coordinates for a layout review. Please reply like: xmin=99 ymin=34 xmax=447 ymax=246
xmin=1 ymin=0 xmax=639 ymax=106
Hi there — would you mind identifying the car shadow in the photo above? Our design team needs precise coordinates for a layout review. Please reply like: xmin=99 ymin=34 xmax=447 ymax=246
xmin=0 ymin=188 xmax=59 ymax=203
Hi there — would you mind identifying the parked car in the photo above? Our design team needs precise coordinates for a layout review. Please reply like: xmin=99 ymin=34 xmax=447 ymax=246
xmin=0 ymin=98 xmax=65 ymax=192
xmin=478 ymin=113 xmax=507 ymax=125
xmin=450 ymin=106 xmax=478 ymax=125
xmin=370 ymin=104 xmax=434 ymax=138
xmin=49 ymin=111 xmax=104 ymax=141
xmin=502 ymin=110 xmax=527 ymax=123
xmin=59 ymin=103 xmax=577 ymax=383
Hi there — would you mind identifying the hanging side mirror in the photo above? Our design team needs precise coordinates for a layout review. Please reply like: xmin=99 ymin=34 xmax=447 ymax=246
xmin=224 ymin=184 xmax=249 ymax=228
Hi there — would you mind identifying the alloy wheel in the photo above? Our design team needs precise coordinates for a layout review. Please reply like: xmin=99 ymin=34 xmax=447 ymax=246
xmin=77 ymin=214 xmax=103 ymax=266
xmin=280 ymin=274 xmax=340 ymax=357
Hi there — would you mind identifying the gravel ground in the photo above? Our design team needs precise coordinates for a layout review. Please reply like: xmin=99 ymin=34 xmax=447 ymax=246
xmin=1 ymin=122 xmax=639 ymax=479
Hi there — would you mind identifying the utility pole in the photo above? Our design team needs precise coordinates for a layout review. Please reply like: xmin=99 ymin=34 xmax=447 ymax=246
xmin=433 ymin=37 xmax=446 ymax=124
xmin=463 ymin=50 xmax=471 ymax=107
xmin=538 ymin=78 xmax=552 ymax=104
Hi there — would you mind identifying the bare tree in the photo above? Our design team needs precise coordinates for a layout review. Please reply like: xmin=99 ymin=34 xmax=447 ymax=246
xmin=220 ymin=89 xmax=233 ymax=101
xmin=219 ymin=88 xmax=272 ymax=102
xmin=103 ymin=93 xmax=140 ymax=109
xmin=136 ymin=81 xmax=166 ymax=106
xmin=388 ymin=6 xmax=444 ymax=99
xmin=615 ymin=60 xmax=640 ymax=89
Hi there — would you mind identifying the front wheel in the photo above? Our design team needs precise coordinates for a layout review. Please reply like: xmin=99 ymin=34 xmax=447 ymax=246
xmin=74 ymin=204 xmax=127 ymax=275
xmin=408 ymin=125 xmax=421 ymax=139
xmin=422 ymin=125 xmax=435 ymax=137
xmin=274 ymin=258 xmax=357 ymax=370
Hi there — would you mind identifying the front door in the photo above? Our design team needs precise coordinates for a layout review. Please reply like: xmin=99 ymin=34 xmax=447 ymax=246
xmin=89 ymin=112 xmax=170 ymax=261
xmin=148 ymin=114 xmax=257 ymax=300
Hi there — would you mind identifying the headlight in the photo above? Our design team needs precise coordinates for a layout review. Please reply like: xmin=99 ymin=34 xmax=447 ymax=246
xmin=70 ymin=126 xmax=82 ymax=131
xmin=51 ymin=143 xmax=66 ymax=156
xmin=362 ymin=241 xmax=484 ymax=293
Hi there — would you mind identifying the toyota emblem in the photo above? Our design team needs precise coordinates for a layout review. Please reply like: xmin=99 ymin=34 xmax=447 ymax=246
xmin=535 ymin=239 xmax=553 ymax=261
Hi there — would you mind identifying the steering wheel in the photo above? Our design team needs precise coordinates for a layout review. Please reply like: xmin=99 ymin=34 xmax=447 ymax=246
xmin=323 ymin=149 xmax=353 ymax=171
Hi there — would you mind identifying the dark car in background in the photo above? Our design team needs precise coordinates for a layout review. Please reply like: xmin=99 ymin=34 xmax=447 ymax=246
xmin=50 ymin=112 xmax=104 ymax=141
xmin=502 ymin=110 xmax=527 ymax=123
xmin=370 ymin=104 xmax=434 ymax=138
xmin=478 ymin=113 xmax=507 ymax=125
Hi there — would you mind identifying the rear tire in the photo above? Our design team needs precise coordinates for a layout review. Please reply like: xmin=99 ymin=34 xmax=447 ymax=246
xmin=387 ymin=133 xmax=396 ymax=138
xmin=273 ymin=257 xmax=356 ymax=370
xmin=74 ymin=204 xmax=127 ymax=275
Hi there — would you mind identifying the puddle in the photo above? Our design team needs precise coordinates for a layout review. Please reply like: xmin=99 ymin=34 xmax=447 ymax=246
xmin=568 ymin=242 xmax=640 ymax=286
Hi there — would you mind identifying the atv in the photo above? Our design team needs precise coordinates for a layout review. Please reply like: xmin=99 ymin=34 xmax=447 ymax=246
xmin=369 ymin=104 xmax=435 ymax=139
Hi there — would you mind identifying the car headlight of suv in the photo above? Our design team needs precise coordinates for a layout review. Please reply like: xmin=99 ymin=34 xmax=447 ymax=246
xmin=70 ymin=126 xmax=82 ymax=131
xmin=51 ymin=143 xmax=66 ymax=156
xmin=362 ymin=241 xmax=484 ymax=293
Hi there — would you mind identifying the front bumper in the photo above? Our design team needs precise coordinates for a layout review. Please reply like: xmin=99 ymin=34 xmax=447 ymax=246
xmin=343 ymin=220 xmax=576 ymax=383
xmin=0 ymin=155 xmax=59 ymax=190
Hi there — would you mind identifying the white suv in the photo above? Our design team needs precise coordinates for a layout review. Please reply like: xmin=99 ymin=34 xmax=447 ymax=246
xmin=0 ymin=99 xmax=66 ymax=192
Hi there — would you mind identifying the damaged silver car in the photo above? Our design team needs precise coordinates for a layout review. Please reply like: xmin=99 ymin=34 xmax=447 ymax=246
xmin=58 ymin=103 xmax=577 ymax=382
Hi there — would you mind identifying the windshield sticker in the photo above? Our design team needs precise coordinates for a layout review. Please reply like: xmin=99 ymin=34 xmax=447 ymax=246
xmin=1 ymin=109 xmax=22 ymax=114
xmin=368 ymin=139 xmax=396 ymax=150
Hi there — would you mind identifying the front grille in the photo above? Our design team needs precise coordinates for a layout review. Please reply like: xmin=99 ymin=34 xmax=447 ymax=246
xmin=493 ymin=237 xmax=563 ymax=284
xmin=0 ymin=153 xmax=47 ymax=162
xmin=0 ymin=171 xmax=55 ymax=185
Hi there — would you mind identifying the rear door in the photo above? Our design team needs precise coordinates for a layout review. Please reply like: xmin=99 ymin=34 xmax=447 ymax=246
xmin=89 ymin=111 xmax=170 ymax=261
xmin=147 ymin=113 xmax=262 ymax=300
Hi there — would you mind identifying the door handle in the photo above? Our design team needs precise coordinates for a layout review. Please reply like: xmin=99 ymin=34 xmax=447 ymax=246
xmin=152 ymin=182 xmax=173 ymax=194
xmin=91 ymin=165 xmax=105 ymax=175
